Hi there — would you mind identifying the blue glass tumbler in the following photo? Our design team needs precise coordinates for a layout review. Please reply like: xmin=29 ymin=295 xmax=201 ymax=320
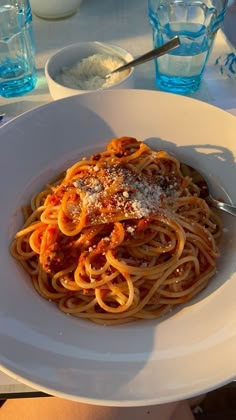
xmin=148 ymin=0 xmax=228 ymax=94
xmin=0 ymin=0 xmax=37 ymax=97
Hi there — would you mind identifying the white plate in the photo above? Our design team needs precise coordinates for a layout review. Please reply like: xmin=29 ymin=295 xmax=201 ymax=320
xmin=0 ymin=89 xmax=236 ymax=406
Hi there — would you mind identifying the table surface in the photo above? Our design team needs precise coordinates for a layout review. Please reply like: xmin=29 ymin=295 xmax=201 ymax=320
xmin=0 ymin=0 xmax=236 ymax=398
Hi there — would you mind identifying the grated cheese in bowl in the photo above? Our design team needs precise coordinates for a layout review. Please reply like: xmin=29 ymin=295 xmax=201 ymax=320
xmin=55 ymin=54 xmax=130 ymax=90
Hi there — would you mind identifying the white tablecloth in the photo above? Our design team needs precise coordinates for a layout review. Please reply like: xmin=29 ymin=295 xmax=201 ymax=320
xmin=0 ymin=0 xmax=236 ymax=395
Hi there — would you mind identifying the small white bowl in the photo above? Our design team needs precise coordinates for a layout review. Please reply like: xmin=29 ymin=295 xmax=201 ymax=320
xmin=45 ymin=41 xmax=134 ymax=100
xmin=30 ymin=0 xmax=82 ymax=19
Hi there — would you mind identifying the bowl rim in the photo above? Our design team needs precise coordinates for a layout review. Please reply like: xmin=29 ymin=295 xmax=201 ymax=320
xmin=45 ymin=41 xmax=134 ymax=93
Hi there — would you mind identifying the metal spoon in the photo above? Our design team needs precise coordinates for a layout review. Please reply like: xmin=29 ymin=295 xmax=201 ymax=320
xmin=105 ymin=36 xmax=180 ymax=79
xmin=180 ymin=162 xmax=236 ymax=217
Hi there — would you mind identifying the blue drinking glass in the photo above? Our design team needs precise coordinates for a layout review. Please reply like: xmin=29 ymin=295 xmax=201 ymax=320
xmin=148 ymin=0 xmax=228 ymax=94
xmin=0 ymin=0 xmax=37 ymax=97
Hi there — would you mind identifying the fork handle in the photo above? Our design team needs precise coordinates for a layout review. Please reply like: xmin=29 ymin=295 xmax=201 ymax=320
xmin=211 ymin=198 xmax=236 ymax=217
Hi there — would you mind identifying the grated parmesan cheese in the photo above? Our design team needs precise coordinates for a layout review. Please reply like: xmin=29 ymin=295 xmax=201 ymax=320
xmin=72 ymin=163 xmax=165 ymax=222
xmin=55 ymin=53 xmax=130 ymax=90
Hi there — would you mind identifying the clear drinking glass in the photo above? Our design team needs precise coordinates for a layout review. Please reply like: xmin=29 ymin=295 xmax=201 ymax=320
xmin=0 ymin=0 xmax=37 ymax=97
xmin=148 ymin=0 xmax=228 ymax=94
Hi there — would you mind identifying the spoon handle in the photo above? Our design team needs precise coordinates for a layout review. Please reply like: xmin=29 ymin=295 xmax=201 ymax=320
xmin=106 ymin=36 xmax=180 ymax=78
xmin=211 ymin=198 xmax=236 ymax=217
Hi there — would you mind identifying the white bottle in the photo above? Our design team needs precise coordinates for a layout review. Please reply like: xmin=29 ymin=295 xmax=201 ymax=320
xmin=30 ymin=0 xmax=82 ymax=19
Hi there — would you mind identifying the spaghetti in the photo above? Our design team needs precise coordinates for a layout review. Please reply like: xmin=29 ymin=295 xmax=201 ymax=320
xmin=10 ymin=137 xmax=222 ymax=325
